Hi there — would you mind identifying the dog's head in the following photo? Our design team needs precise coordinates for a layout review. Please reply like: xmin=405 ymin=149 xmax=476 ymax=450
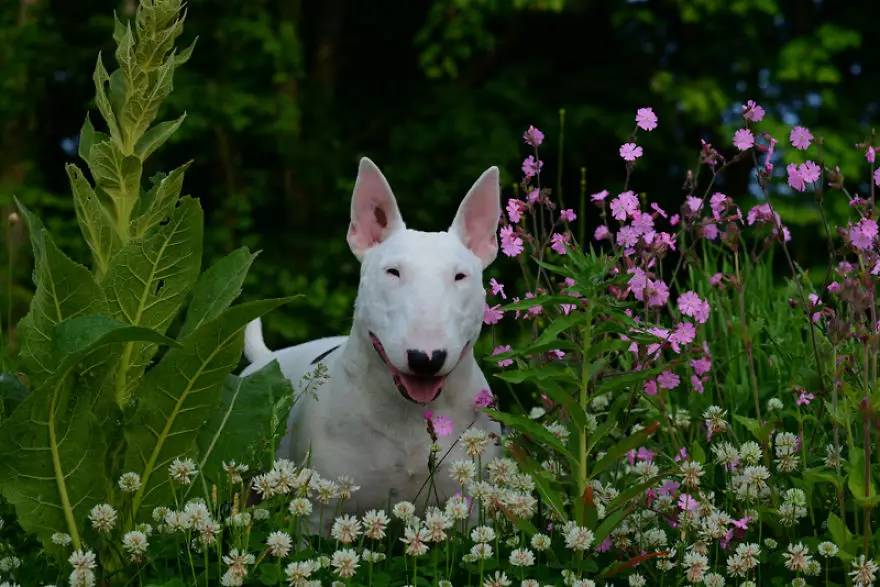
xmin=347 ymin=158 xmax=500 ymax=405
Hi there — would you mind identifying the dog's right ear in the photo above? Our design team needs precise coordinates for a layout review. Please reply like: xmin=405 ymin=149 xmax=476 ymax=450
xmin=347 ymin=157 xmax=405 ymax=259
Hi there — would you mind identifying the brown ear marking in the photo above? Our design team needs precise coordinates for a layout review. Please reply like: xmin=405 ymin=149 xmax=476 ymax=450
xmin=374 ymin=206 xmax=388 ymax=228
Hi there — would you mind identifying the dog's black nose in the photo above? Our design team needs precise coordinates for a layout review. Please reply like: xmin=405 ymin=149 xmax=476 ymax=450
xmin=407 ymin=349 xmax=447 ymax=376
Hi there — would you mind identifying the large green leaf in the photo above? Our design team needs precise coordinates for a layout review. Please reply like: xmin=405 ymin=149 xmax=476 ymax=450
xmin=134 ymin=113 xmax=186 ymax=161
xmin=131 ymin=162 xmax=191 ymax=239
xmin=124 ymin=298 xmax=291 ymax=518
xmin=195 ymin=360 xmax=295 ymax=484
xmin=66 ymin=163 xmax=121 ymax=278
xmin=103 ymin=196 xmax=203 ymax=404
xmin=179 ymin=247 xmax=258 ymax=338
xmin=0 ymin=317 xmax=171 ymax=550
xmin=86 ymin=138 xmax=143 ymax=230
xmin=15 ymin=202 xmax=107 ymax=387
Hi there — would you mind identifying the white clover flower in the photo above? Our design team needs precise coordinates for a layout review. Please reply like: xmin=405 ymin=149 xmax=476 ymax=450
xmin=471 ymin=525 xmax=496 ymax=543
xmin=221 ymin=549 xmax=254 ymax=586
xmin=361 ymin=509 xmax=390 ymax=540
xmin=470 ymin=542 xmax=493 ymax=560
xmin=679 ymin=460 xmax=704 ymax=489
xmin=767 ymin=398 xmax=783 ymax=411
xmin=791 ymin=578 xmax=806 ymax=587
xmin=460 ymin=428 xmax=491 ymax=458
xmin=164 ymin=510 xmax=191 ymax=533
xmin=487 ymin=457 xmax=518 ymax=485
xmin=571 ymin=580 xmax=596 ymax=587
xmin=315 ymin=479 xmax=339 ymax=503
xmin=424 ymin=508 xmax=452 ymax=542
xmin=400 ymin=525 xmax=431 ymax=557
xmin=851 ymin=555 xmax=879 ymax=587
xmin=783 ymin=543 xmax=813 ymax=573
xmin=0 ymin=581 xmax=22 ymax=587
xmin=528 ymin=407 xmax=546 ymax=419
xmin=122 ymin=530 xmax=149 ymax=562
xmin=289 ymin=497 xmax=313 ymax=517
xmin=563 ymin=525 xmax=593 ymax=552
xmin=285 ymin=559 xmax=319 ymax=586
xmin=68 ymin=570 xmax=95 ymax=587
xmin=509 ymin=548 xmax=535 ymax=567
xmin=818 ymin=541 xmax=839 ymax=557
xmin=444 ymin=495 xmax=470 ymax=520
xmin=450 ymin=459 xmax=477 ymax=485
xmin=683 ymin=551 xmax=708 ymax=583
xmin=117 ymin=472 xmax=142 ymax=493
xmin=197 ymin=519 xmax=221 ymax=545
xmin=265 ymin=530 xmax=292 ymax=558
xmin=738 ymin=441 xmax=762 ymax=465
xmin=703 ymin=572 xmax=724 ymax=587
xmin=483 ymin=571 xmax=511 ymax=587
xmin=361 ymin=549 xmax=386 ymax=563
xmin=51 ymin=532 xmax=73 ymax=547
xmin=543 ymin=421 xmax=570 ymax=443
xmin=392 ymin=501 xmax=416 ymax=521
xmin=183 ymin=501 xmax=211 ymax=528
xmin=168 ymin=457 xmax=198 ymax=485
xmin=0 ymin=556 xmax=20 ymax=572
xmin=628 ymin=573 xmax=646 ymax=587
xmin=530 ymin=533 xmax=551 ymax=551
xmin=88 ymin=503 xmax=117 ymax=533
xmin=336 ymin=475 xmax=360 ymax=500
xmin=152 ymin=506 xmax=170 ymax=523
xmin=68 ymin=549 xmax=97 ymax=572
xmin=330 ymin=548 xmax=359 ymax=578
xmin=330 ymin=514 xmax=362 ymax=544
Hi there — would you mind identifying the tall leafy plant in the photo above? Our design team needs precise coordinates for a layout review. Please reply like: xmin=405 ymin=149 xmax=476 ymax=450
xmin=0 ymin=0 xmax=292 ymax=555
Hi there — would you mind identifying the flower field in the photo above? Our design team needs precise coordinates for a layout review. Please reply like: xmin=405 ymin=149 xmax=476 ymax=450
xmin=2 ymin=1 xmax=880 ymax=586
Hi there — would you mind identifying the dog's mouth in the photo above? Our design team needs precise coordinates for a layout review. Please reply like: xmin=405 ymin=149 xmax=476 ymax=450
xmin=369 ymin=332 xmax=446 ymax=404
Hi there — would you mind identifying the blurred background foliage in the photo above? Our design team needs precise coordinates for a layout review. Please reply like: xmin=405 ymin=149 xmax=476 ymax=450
xmin=1 ymin=0 xmax=878 ymax=349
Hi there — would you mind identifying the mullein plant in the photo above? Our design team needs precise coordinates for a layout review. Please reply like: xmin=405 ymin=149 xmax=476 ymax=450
xmin=0 ymin=0 xmax=298 ymax=584
xmin=3 ymin=2 xmax=880 ymax=587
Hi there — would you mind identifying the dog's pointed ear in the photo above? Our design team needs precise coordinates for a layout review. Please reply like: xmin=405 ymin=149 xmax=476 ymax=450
xmin=347 ymin=157 xmax=405 ymax=259
xmin=450 ymin=166 xmax=501 ymax=268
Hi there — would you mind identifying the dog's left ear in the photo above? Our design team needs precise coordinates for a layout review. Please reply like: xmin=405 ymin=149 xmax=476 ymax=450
xmin=450 ymin=166 xmax=501 ymax=268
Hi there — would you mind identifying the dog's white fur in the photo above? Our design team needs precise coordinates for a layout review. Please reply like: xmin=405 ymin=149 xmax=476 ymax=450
xmin=242 ymin=158 xmax=502 ymax=512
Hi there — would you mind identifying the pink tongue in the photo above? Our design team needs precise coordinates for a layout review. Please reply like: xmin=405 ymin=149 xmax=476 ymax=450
xmin=399 ymin=373 xmax=444 ymax=403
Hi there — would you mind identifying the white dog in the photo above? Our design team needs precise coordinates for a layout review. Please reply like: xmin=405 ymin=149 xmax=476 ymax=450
xmin=242 ymin=157 xmax=502 ymax=512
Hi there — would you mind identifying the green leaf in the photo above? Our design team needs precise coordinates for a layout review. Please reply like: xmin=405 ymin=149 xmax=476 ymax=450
xmin=134 ymin=113 xmax=186 ymax=160
xmin=0 ymin=373 xmax=28 ymax=421
xmin=87 ymin=138 xmax=143 ymax=228
xmin=0 ymin=319 xmax=172 ymax=550
xmin=195 ymin=360 xmax=295 ymax=483
xmin=103 ymin=197 xmax=203 ymax=404
xmin=92 ymin=52 xmax=123 ymax=147
xmin=15 ymin=201 xmax=108 ymax=387
xmin=590 ymin=422 xmax=659 ymax=479
xmin=847 ymin=447 xmax=880 ymax=506
xmin=120 ymin=52 xmax=176 ymax=151
xmin=131 ymin=162 xmax=191 ymax=239
xmin=124 ymin=298 xmax=293 ymax=518
xmin=179 ymin=247 xmax=258 ymax=338
xmin=66 ymin=163 xmax=120 ymax=278
xmin=78 ymin=114 xmax=108 ymax=168
xmin=486 ymin=408 xmax=576 ymax=468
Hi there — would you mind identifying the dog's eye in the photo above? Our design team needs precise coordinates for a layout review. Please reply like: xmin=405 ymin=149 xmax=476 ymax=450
xmin=454 ymin=272 xmax=467 ymax=281
xmin=386 ymin=268 xmax=400 ymax=277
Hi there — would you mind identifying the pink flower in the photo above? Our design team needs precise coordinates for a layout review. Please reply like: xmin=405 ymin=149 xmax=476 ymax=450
xmin=489 ymin=277 xmax=506 ymax=299
xmin=506 ymin=199 xmax=525 ymax=223
xmin=796 ymin=390 xmax=815 ymax=407
xmin=492 ymin=345 xmax=513 ymax=367
xmin=560 ymin=208 xmax=576 ymax=222
xmin=563 ymin=277 xmax=576 ymax=287
xmin=616 ymin=225 xmax=639 ymax=248
xmin=559 ymin=303 xmax=576 ymax=315
xmin=691 ymin=374 xmax=705 ymax=394
xmin=709 ymin=192 xmax=728 ymax=219
xmin=643 ymin=379 xmax=658 ymax=396
xmin=789 ymin=126 xmax=813 ymax=150
xmin=594 ymin=225 xmax=610 ymax=241
xmin=691 ymin=356 xmax=712 ymax=376
xmin=850 ymin=218 xmax=878 ymax=250
xmin=733 ymin=128 xmax=754 ymax=151
xmin=429 ymin=414 xmax=454 ymax=437
xmin=591 ymin=189 xmax=609 ymax=203
xmin=747 ymin=203 xmax=775 ymax=226
xmin=483 ymin=303 xmax=503 ymax=325
xmin=874 ymin=167 xmax=880 ymax=187
xmin=619 ymin=142 xmax=643 ymax=161
xmin=650 ymin=202 xmax=668 ymax=218
xmin=670 ymin=322 xmax=696 ymax=348
xmin=499 ymin=226 xmax=524 ymax=257
xmin=867 ymin=146 xmax=876 ymax=164
xmin=799 ymin=160 xmax=820 ymax=183
xmin=527 ymin=188 xmax=540 ymax=204
xmin=669 ymin=214 xmax=680 ymax=227
xmin=473 ymin=388 xmax=495 ymax=408
xmin=702 ymin=223 xmax=719 ymax=240
xmin=685 ymin=196 xmax=703 ymax=214
xmin=742 ymin=100 xmax=765 ymax=122
xmin=787 ymin=163 xmax=805 ymax=192
xmin=635 ymin=107 xmax=658 ymax=131
xmin=610 ymin=190 xmax=640 ymax=221
xmin=523 ymin=125 xmax=544 ymax=147
xmin=646 ymin=280 xmax=669 ymax=307
xmin=522 ymin=155 xmax=543 ymax=178
xmin=674 ymin=447 xmax=689 ymax=462
xmin=678 ymin=494 xmax=699 ymax=511
xmin=549 ymin=349 xmax=565 ymax=359
xmin=709 ymin=272 xmax=724 ymax=287
xmin=677 ymin=291 xmax=710 ymax=324
xmin=550 ymin=232 xmax=569 ymax=254
xmin=657 ymin=370 xmax=680 ymax=390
